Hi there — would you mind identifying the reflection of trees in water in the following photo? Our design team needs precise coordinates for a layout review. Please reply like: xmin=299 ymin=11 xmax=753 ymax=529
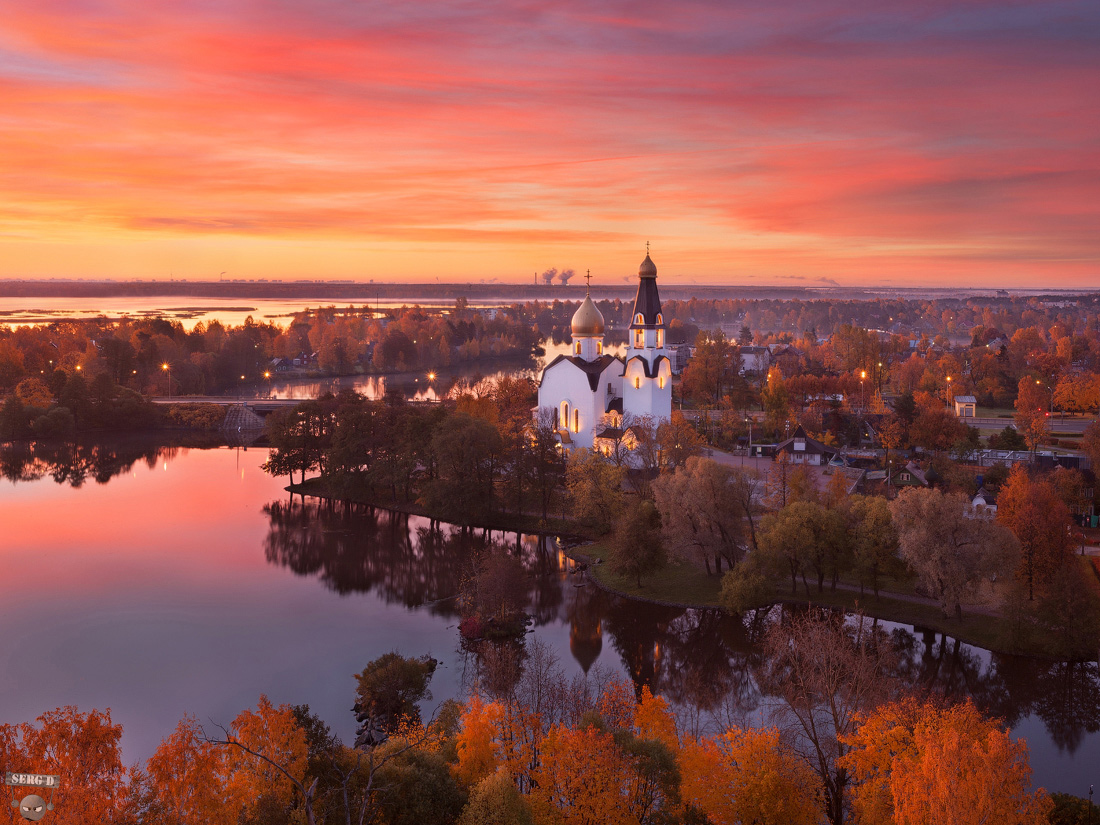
xmin=867 ymin=624 xmax=1100 ymax=757
xmin=1031 ymin=661 xmax=1100 ymax=754
xmin=263 ymin=499 xmax=571 ymax=623
xmin=0 ymin=433 xmax=226 ymax=487
xmin=261 ymin=496 xmax=1100 ymax=757
xmin=599 ymin=597 xmax=762 ymax=727
xmin=890 ymin=626 xmax=1005 ymax=714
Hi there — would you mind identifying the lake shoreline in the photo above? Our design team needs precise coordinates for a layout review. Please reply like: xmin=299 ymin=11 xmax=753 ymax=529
xmin=287 ymin=477 xmax=1093 ymax=664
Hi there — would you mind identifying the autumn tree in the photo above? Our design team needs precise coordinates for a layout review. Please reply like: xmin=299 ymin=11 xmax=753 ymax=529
xmin=136 ymin=714 xmax=233 ymax=825
xmin=761 ymin=367 xmax=791 ymax=437
xmin=610 ymin=500 xmax=667 ymax=586
xmin=420 ymin=412 xmax=503 ymax=522
xmin=845 ymin=495 xmax=901 ymax=598
xmin=996 ymin=465 xmax=1074 ymax=600
xmin=757 ymin=501 xmax=847 ymax=596
xmin=653 ymin=457 xmax=750 ymax=575
xmin=840 ymin=698 xmax=1051 ymax=825
xmin=680 ymin=727 xmax=826 ymax=825
xmin=1081 ymin=419 xmax=1100 ymax=477
xmin=890 ymin=487 xmax=1018 ymax=619
xmin=458 ymin=769 xmax=534 ymax=825
xmin=656 ymin=411 xmax=705 ymax=470
xmin=0 ymin=706 xmax=127 ymax=825
xmin=757 ymin=611 xmax=898 ymax=825
xmin=1014 ymin=377 xmax=1049 ymax=453
xmin=565 ymin=448 xmax=625 ymax=533
xmin=354 ymin=652 xmax=438 ymax=736
xmin=682 ymin=330 xmax=739 ymax=404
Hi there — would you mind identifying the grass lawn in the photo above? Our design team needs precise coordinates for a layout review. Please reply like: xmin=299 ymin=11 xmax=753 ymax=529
xmin=581 ymin=542 xmax=724 ymax=606
xmin=977 ymin=406 xmax=1016 ymax=418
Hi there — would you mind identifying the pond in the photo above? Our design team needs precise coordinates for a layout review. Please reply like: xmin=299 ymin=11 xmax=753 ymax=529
xmin=0 ymin=437 xmax=1097 ymax=795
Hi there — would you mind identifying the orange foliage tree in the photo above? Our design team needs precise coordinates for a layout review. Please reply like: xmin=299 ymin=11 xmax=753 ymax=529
xmin=680 ymin=726 xmax=825 ymax=825
xmin=997 ymin=464 xmax=1073 ymax=600
xmin=840 ymin=698 xmax=1051 ymax=825
xmin=134 ymin=714 xmax=233 ymax=825
xmin=0 ymin=706 xmax=127 ymax=824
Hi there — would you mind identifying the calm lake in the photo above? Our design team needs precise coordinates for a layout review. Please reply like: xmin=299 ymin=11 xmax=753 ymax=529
xmin=1 ymin=437 xmax=1098 ymax=795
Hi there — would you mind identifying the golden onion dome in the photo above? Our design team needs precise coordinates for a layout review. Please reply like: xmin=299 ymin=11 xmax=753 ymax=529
xmin=571 ymin=294 xmax=605 ymax=337
xmin=638 ymin=254 xmax=657 ymax=278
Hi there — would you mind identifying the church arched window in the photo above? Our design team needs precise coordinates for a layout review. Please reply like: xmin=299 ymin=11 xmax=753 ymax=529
xmin=634 ymin=314 xmax=644 ymax=325
xmin=658 ymin=376 xmax=665 ymax=389
xmin=596 ymin=342 xmax=602 ymax=355
xmin=574 ymin=342 xmax=581 ymax=355
xmin=634 ymin=376 xmax=641 ymax=389
xmin=560 ymin=401 xmax=570 ymax=430
xmin=634 ymin=330 xmax=644 ymax=348
xmin=656 ymin=329 xmax=664 ymax=348
xmin=656 ymin=313 xmax=663 ymax=325
xmin=573 ymin=409 xmax=580 ymax=432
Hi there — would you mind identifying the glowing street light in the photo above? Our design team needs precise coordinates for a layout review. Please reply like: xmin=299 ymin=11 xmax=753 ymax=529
xmin=161 ymin=363 xmax=172 ymax=399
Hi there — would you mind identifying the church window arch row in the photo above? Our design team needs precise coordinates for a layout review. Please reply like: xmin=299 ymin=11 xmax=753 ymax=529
xmin=634 ymin=314 xmax=644 ymax=325
xmin=559 ymin=400 xmax=571 ymax=430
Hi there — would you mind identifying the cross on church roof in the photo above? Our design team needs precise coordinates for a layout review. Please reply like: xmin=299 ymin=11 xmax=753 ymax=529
xmin=584 ymin=269 xmax=591 ymax=294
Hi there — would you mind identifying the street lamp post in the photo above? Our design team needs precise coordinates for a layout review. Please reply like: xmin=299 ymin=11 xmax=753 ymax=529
xmin=161 ymin=363 xmax=171 ymax=399
xmin=743 ymin=415 xmax=753 ymax=465
xmin=946 ymin=375 xmax=953 ymax=406
xmin=860 ymin=370 xmax=866 ymax=411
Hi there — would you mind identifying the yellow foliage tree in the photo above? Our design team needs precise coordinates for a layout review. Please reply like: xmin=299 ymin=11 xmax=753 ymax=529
xmin=632 ymin=687 xmax=678 ymax=753
xmin=530 ymin=724 xmax=640 ymax=825
xmin=680 ymin=726 xmax=825 ymax=825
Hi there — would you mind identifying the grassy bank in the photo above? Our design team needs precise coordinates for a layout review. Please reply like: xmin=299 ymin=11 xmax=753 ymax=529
xmin=578 ymin=542 xmax=1086 ymax=659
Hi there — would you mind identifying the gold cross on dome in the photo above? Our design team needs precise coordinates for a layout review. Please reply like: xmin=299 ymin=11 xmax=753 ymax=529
xmin=585 ymin=269 xmax=592 ymax=293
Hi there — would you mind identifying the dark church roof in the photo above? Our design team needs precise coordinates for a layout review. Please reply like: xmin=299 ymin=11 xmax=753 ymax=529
xmin=630 ymin=254 xmax=663 ymax=328
xmin=539 ymin=354 xmax=622 ymax=392
xmin=624 ymin=354 xmax=670 ymax=378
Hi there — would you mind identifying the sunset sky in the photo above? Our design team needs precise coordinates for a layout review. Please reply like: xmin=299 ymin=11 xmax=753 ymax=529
xmin=1 ymin=1 xmax=1097 ymax=287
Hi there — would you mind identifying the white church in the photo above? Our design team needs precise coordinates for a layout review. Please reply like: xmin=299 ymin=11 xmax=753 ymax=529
xmin=537 ymin=251 xmax=673 ymax=449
